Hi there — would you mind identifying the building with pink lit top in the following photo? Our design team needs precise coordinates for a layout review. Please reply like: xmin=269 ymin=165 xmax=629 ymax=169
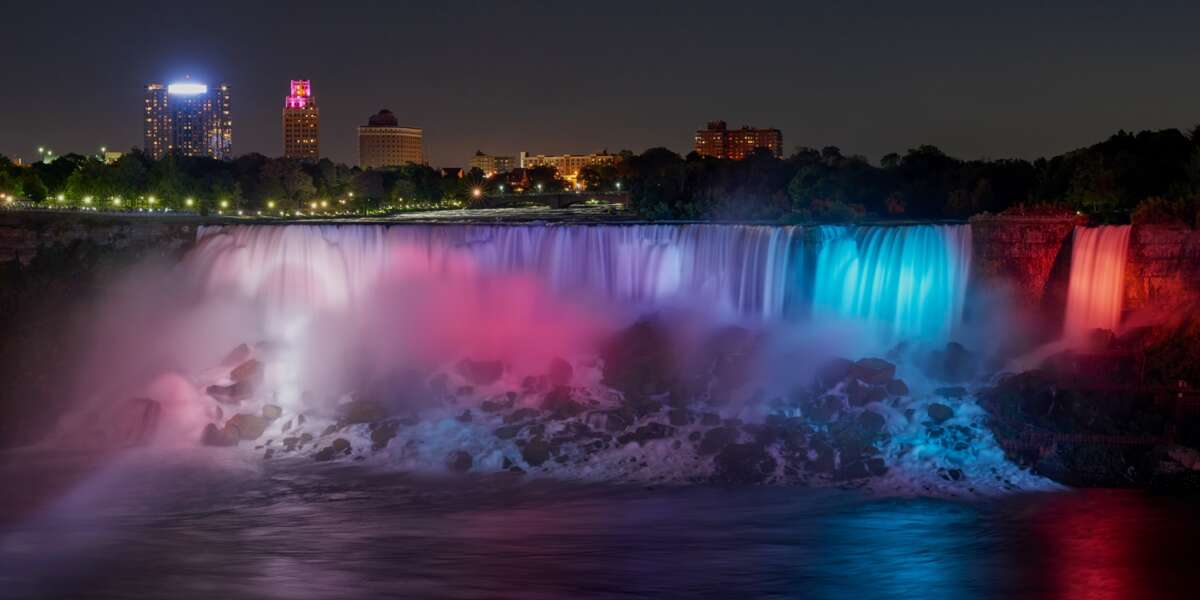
xmin=283 ymin=80 xmax=320 ymax=161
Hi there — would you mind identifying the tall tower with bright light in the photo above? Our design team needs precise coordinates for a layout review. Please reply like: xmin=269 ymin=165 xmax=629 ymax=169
xmin=282 ymin=80 xmax=320 ymax=161
xmin=142 ymin=77 xmax=233 ymax=160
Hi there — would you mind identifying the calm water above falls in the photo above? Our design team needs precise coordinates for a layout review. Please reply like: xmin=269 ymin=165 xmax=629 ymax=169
xmin=1 ymin=453 xmax=1197 ymax=600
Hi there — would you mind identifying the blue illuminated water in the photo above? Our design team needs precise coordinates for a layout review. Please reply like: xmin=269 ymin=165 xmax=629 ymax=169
xmin=812 ymin=225 xmax=972 ymax=343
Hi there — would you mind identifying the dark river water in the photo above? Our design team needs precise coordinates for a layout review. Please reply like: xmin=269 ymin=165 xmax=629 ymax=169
xmin=1 ymin=450 xmax=1198 ymax=599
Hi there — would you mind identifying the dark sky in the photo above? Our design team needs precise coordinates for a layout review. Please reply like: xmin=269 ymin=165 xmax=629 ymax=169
xmin=2 ymin=1 xmax=1198 ymax=167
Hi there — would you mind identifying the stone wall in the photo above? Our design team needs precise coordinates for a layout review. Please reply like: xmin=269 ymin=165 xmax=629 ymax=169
xmin=1125 ymin=225 xmax=1200 ymax=310
xmin=967 ymin=214 xmax=1081 ymax=311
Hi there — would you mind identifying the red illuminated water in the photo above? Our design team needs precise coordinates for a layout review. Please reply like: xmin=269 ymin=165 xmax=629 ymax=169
xmin=1064 ymin=225 xmax=1131 ymax=341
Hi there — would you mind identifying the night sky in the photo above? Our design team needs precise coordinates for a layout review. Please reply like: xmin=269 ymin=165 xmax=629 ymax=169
xmin=2 ymin=0 xmax=1198 ymax=167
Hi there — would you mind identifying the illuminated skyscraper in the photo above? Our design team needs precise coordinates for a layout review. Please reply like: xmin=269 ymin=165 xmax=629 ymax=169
xmin=143 ymin=79 xmax=233 ymax=160
xmin=282 ymin=80 xmax=320 ymax=161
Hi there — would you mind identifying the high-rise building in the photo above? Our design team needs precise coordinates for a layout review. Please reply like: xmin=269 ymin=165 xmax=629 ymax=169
xmin=518 ymin=151 xmax=619 ymax=182
xmin=693 ymin=121 xmax=782 ymax=160
xmin=282 ymin=80 xmax=320 ymax=161
xmin=357 ymin=109 xmax=423 ymax=168
xmin=469 ymin=151 xmax=516 ymax=176
xmin=143 ymin=79 xmax=233 ymax=160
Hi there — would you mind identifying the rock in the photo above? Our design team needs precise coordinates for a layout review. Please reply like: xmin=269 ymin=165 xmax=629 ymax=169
xmin=338 ymin=398 xmax=388 ymax=424
xmin=481 ymin=395 xmax=515 ymax=413
xmin=836 ymin=460 xmax=873 ymax=480
xmin=314 ymin=446 xmax=337 ymax=462
xmin=494 ymin=424 xmax=523 ymax=440
xmin=667 ymin=409 xmax=691 ymax=426
xmin=371 ymin=421 xmax=400 ymax=450
xmin=522 ymin=438 xmax=551 ymax=466
xmin=262 ymin=404 xmax=283 ymax=420
xmin=866 ymin=457 xmax=888 ymax=476
xmin=857 ymin=410 xmax=886 ymax=434
xmin=815 ymin=358 xmax=854 ymax=390
xmin=226 ymin=414 xmax=269 ymax=441
xmin=803 ymin=396 xmax=840 ymax=424
xmin=331 ymin=438 xmax=351 ymax=454
xmin=547 ymin=357 xmax=574 ymax=387
xmin=617 ymin=423 xmax=675 ymax=446
xmin=925 ymin=342 xmax=977 ymax=383
xmin=886 ymin=379 xmax=909 ymax=396
xmin=504 ymin=407 xmax=540 ymax=424
xmin=541 ymin=387 xmax=585 ymax=419
xmin=447 ymin=450 xmax=473 ymax=472
xmin=206 ymin=381 xmax=254 ymax=404
xmin=700 ymin=412 xmax=721 ymax=427
xmin=230 ymin=359 xmax=263 ymax=383
xmin=698 ymin=426 xmax=738 ymax=455
xmin=457 ymin=409 xmax=473 ymax=423
xmin=201 ymin=422 xmax=239 ymax=446
xmin=220 ymin=343 xmax=253 ymax=366
xmin=851 ymin=358 xmax=896 ymax=385
xmin=456 ymin=359 xmax=504 ymax=386
xmin=601 ymin=319 xmax=674 ymax=396
xmin=713 ymin=443 xmax=777 ymax=484
xmin=927 ymin=403 xmax=954 ymax=423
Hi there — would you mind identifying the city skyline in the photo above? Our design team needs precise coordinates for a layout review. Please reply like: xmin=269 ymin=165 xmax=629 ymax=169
xmin=3 ymin=2 xmax=1200 ymax=168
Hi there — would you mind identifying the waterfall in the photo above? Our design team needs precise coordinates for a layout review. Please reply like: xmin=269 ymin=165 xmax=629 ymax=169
xmin=188 ymin=224 xmax=804 ymax=322
xmin=185 ymin=222 xmax=974 ymax=346
xmin=1064 ymin=225 xmax=1131 ymax=341
xmin=811 ymin=225 xmax=972 ymax=343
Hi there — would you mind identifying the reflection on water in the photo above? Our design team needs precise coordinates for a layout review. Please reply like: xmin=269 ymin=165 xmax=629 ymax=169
xmin=1 ymin=452 xmax=1198 ymax=599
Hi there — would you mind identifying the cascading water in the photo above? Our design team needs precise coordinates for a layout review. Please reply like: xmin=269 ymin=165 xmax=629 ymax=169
xmin=1063 ymin=225 xmax=1131 ymax=341
xmin=811 ymin=225 xmax=972 ymax=344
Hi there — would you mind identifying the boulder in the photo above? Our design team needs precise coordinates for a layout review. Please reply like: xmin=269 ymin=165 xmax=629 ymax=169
xmin=522 ymin=438 xmax=552 ymax=466
xmin=815 ymin=358 xmax=853 ymax=390
xmin=857 ymin=410 xmax=886 ymax=434
xmin=447 ymin=450 xmax=473 ymax=473
xmin=667 ymin=409 xmax=691 ymax=426
xmin=456 ymin=359 xmax=504 ymax=386
xmin=481 ymin=395 xmax=516 ymax=413
xmin=370 ymin=421 xmax=400 ymax=450
xmin=713 ymin=443 xmax=777 ymax=485
xmin=314 ymin=446 xmax=337 ymax=462
xmin=220 ymin=343 xmax=253 ymax=367
xmin=698 ymin=426 xmax=738 ymax=455
xmin=206 ymin=381 xmax=254 ymax=404
xmin=504 ymin=407 xmax=540 ymax=424
xmin=226 ymin=414 xmax=269 ymax=441
xmin=230 ymin=359 xmax=263 ymax=383
xmin=924 ymin=342 xmax=977 ymax=383
xmin=886 ymin=379 xmax=910 ymax=396
xmin=338 ymin=398 xmax=388 ymax=424
xmin=547 ymin=357 xmax=574 ymax=387
xmin=201 ymin=422 xmax=239 ymax=446
xmin=617 ymin=423 xmax=674 ymax=446
xmin=541 ymin=387 xmax=585 ymax=419
xmin=927 ymin=403 xmax=954 ymax=423
xmin=331 ymin=438 xmax=351 ymax=454
xmin=262 ymin=404 xmax=283 ymax=420
xmin=851 ymin=358 xmax=896 ymax=386
xmin=601 ymin=319 xmax=674 ymax=396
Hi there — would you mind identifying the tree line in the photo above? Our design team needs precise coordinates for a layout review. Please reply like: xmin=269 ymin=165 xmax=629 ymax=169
xmin=614 ymin=126 xmax=1200 ymax=225
xmin=3 ymin=125 xmax=1199 ymax=224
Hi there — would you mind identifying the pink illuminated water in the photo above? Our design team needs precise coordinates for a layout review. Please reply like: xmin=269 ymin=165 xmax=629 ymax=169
xmin=1064 ymin=225 xmax=1131 ymax=341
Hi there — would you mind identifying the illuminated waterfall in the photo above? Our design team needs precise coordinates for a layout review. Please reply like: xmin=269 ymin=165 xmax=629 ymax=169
xmin=188 ymin=224 xmax=803 ymax=321
xmin=812 ymin=225 xmax=972 ymax=343
xmin=1064 ymin=225 xmax=1131 ymax=341
xmin=184 ymin=223 xmax=975 ymax=347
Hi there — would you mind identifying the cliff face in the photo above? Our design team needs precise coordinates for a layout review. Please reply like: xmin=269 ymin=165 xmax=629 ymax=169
xmin=1125 ymin=225 xmax=1200 ymax=311
xmin=0 ymin=211 xmax=200 ymax=448
xmin=969 ymin=215 xmax=1200 ymax=317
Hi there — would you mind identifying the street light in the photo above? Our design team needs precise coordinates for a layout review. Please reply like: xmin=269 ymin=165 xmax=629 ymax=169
xmin=185 ymin=197 xmax=194 ymax=208
xmin=472 ymin=188 xmax=482 ymax=198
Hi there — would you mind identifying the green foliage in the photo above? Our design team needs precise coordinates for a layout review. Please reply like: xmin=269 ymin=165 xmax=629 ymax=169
xmin=1131 ymin=196 xmax=1197 ymax=228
